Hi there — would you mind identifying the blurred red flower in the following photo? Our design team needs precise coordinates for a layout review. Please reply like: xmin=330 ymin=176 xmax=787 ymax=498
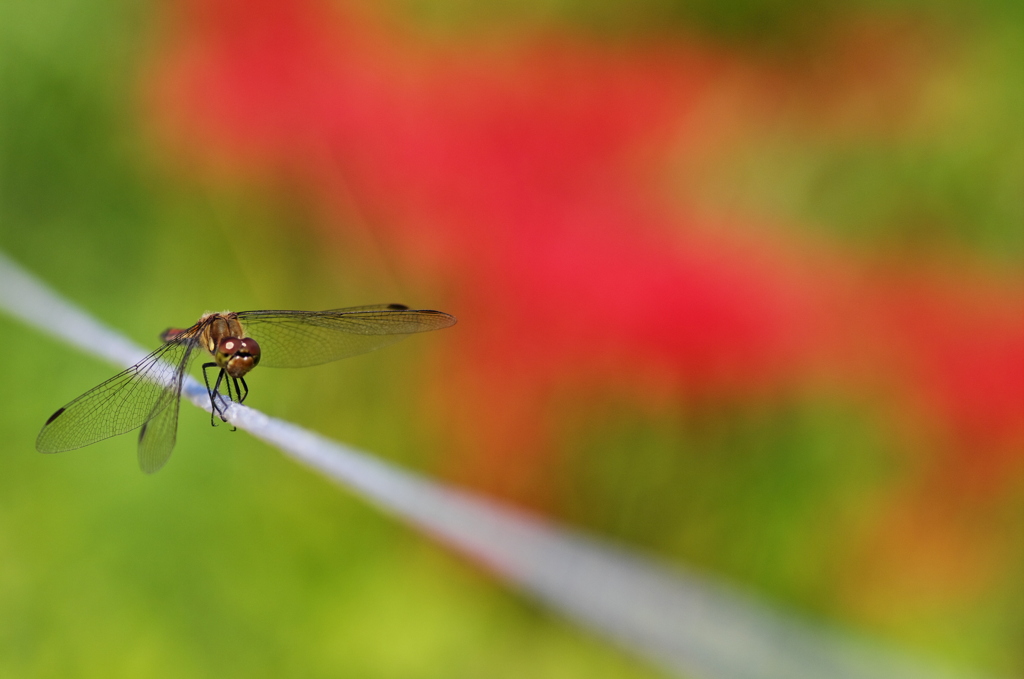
xmin=146 ymin=0 xmax=1024 ymax=505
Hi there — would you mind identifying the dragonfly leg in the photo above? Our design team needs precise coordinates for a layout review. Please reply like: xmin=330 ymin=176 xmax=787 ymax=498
xmin=235 ymin=376 xmax=248 ymax=404
xmin=223 ymin=376 xmax=238 ymax=431
xmin=212 ymin=369 xmax=230 ymax=424
xmin=202 ymin=362 xmax=219 ymax=426
xmin=204 ymin=363 xmax=229 ymax=425
xmin=223 ymin=371 xmax=235 ymax=402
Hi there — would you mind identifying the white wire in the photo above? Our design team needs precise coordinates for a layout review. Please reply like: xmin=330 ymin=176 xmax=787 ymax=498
xmin=0 ymin=250 xmax=988 ymax=679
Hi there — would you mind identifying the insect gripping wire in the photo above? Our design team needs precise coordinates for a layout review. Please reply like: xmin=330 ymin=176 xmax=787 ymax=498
xmin=0 ymin=251 xmax=988 ymax=679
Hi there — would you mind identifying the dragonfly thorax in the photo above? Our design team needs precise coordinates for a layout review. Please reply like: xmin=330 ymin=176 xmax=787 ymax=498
xmin=200 ymin=313 xmax=245 ymax=351
xmin=214 ymin=336 xmax=261 ymax=378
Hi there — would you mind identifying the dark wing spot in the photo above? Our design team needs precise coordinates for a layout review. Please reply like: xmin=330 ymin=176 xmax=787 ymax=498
xmin=386 ymin=303 xmax=409 ymax=310
xmin=45 ymin=407 xmax=65 ymax=425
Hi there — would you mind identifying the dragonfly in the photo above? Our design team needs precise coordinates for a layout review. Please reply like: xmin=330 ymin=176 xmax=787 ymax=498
xmin=36 ymin=304 xmax=456 ymax=474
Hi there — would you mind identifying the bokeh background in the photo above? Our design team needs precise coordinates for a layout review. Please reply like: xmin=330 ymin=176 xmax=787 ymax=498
xmin=1 ymin=0 xmax=1021 ymax=677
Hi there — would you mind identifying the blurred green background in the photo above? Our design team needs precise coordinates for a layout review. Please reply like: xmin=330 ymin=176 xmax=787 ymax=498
xmin=1 ymin=0 xmax=1021 ymax=677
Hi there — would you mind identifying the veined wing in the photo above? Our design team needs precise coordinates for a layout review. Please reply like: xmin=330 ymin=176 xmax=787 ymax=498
xmin=36 ymin=332 xmax=201 ymax=454
xmin=236 ymin=304 xmax=456 ymax=368
xmin=136 ymin=334 xmax=200 ymax=474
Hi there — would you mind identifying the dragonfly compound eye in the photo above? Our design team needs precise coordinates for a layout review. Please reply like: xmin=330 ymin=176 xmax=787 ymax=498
xmin=237 ymin=338 xmax=261 ymax=366
xmin=216 ymin=337 xmax=242 ymax=360
xmin=222 ymin=337 xmax=261 ymax=378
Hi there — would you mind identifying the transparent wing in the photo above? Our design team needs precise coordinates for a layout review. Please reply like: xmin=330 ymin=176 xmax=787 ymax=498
xmin=136 ymin=336 xmax=198 ymax=474
xmin=137 ymin=387 xmax=183 ymax=474
xmin=235 ymin=305 xmax=457 ymax=368
xmin=36 ymin=333 xmax=200 ymax=454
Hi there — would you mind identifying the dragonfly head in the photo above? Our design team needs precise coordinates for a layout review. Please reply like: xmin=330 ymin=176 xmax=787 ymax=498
xmin=215 ymin=337 xmax=262 ymax=378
